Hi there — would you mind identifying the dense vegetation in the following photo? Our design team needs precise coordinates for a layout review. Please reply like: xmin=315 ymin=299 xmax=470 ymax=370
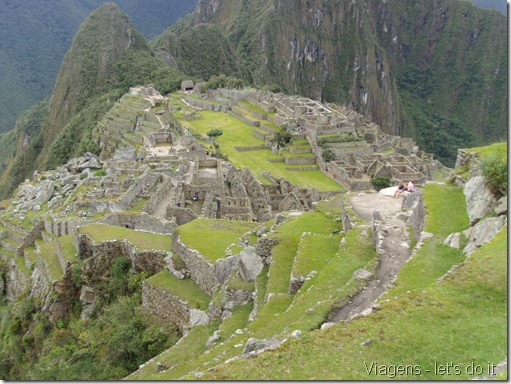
xmin=0 ymin=257 xmax=180 ymax=380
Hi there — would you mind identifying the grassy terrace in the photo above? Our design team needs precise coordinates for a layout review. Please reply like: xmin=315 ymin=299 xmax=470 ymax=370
xmin=56 ymin=235 xmax=79 ymax=262
xmin=176 ymin=108 xmax=342 ymax=191
xmin=292 ymin=233 xmax=341 ymax=279
xmin=38 ymin=241 xmax=63 ymax=281
xmin=384 ymin=183 xmax=469 ymax=297
xmin=266 ymin=210 xmax=341 ymax=294
xmin=177 ymin=218 xmax=257 ymax=262
xmin=239 ymin=100 xmax=275 ymax=119
xmin=130 ymin=195 xmax=377 ymax=380
xmin=205 ymin=226 xmax=506 ymax=380
xmin=77 ymin=223 xmax=171 ymax=251
xmin=194 ymin=183 xmax=506 ymax=380
xmin=146 ymin=270 xmax=211 ymax=309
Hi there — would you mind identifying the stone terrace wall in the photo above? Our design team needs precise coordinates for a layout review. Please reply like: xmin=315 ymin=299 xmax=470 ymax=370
xmin=118 ymin=170 xmax=152 ymax=210
xmin=142 ymin=282 xmax=190 ymax=330
xmin=44 ymin=217 xmax=95 ymax=237
xmin=73 ymin=233 xmax=169 ymax=285
xmin=103 ymin=212 xmax=176 ymax=234
xmin=171 ymin=235 xmax=218 ymax=295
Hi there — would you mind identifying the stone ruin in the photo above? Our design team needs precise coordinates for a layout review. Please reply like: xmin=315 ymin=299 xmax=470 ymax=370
xmin=246 ymin=89 xmax=435 ymax=190
xmin=0 ymin=84 xmax=440 ymax=330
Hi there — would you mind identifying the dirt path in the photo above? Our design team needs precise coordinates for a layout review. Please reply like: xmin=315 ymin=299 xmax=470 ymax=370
xmin=329 ymin=192 xmax=411 ymax=322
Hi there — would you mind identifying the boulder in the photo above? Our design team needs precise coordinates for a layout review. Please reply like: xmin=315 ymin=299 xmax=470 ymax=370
xmin=495 ymin=196 xmax=507 ymax=216
xmin=243 ymin=337 xmax=282 ymax=355
xmin=463 ymin=216 xmax=506 ymax=256
xmin=464 ymin=176 xmax=498 ymax=225
xmin=353 ymin=268 xmax=373 ymax=280
xmin=215 ymin=255 xmax=240 ymax=285
xmin=239 ymin=246 xmax=263 ymax=282
xmin=189 ymin=309 xmax=209 ymax=327
xmin=67 ymin=152 xmax=103 ymax=173
xmin=402 ymin=191 xmax=423 ymax=210
xmin=206 ymin=330 xmax=221 ymax=348
xmin=443 ymin=232 xmax=461 ymax=249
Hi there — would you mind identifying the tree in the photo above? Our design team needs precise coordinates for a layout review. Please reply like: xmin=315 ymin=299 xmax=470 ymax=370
xmin=206 ymin=129 xmax=223 ymax=139
xmin=370 ymin=177 xmax=391 ymax=191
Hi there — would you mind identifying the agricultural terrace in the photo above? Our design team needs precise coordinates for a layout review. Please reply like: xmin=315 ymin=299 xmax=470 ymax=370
xmin=177 ymin=218 xmax=258 ymax=262
xmin=77 ymin=223 xmax=171 ymax=251
xmin=173 ymin=104 xmax=342 ymax=191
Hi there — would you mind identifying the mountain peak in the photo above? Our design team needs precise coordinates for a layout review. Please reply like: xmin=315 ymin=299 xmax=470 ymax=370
xmin=45 ymin=3 xmax=149 ymax=149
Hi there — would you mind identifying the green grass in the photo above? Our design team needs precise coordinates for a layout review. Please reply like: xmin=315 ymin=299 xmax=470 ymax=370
xmin=56 ymin=235 xmax=79 ymax=262
xmin=225 ymin=271 xmax=255 ymax=292
xmin=202 ymin=226 xmax=507 ymax=380
xmin=469 ymin=141 xmax=506 ymax=158
xmin=39 ymin=241 xmax=64 ymax=281
xmin=145 ymin=270 xmax=211 ymax=309
xmin=177 ymin=218 xmax=257 ymax=262
xmin=125 ymin=322 xmax=220 ymax=380
xmin=178 ymin=109 xmax=342 ymax=191
xmin=15 ymin=255 xmax=30 ymax=276
xmin=239 ymin=100 xmax=275 ymax=119
xmin=292 ymin=233 xmax=341 ymax=279
xmin=129 ymin=197 xmax=148 ymax=212
xmin=266 ymin=210 xmax=341 ymax=294
xmin=389 ymin=184 xmax=469 ymax=296
xmin=216 ymin=303 xmax=253 ymax=343
xmin=78 ymin=223 xmax=171 ymax=251
xmin=23 ymin=245 xmax=38 ymax=269
xmin=385 ymin=183 xmax=469 ymax=297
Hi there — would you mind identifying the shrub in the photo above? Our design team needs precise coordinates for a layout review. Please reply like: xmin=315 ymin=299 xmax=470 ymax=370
xmin=207 ymin=128 xmax=223 ymax=138
xmin=273 ymin=131 xmax=292 ymax=148
xmin=93 ymin=169 xmax=106 ymax=177
xmin=480 ymin=151 xmax=507 ymax=195
xmin=370 ymin=176 xmax=391 ymax=191
xmin=322 ymin=149 xmax=333 ymax=162
xmin=71 ymin=264 xmax=82 ymax=286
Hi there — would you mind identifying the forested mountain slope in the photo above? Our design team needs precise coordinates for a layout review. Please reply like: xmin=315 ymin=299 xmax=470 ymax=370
xmin=0 ymin=0 xmax=196 ymax=134
xmin=155 ymin=0 xmax=507 ymax=165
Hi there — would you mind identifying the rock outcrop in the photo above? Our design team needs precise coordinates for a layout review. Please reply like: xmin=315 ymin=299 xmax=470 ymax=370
xmin=463 ymin=176 xmax=498 ymax=225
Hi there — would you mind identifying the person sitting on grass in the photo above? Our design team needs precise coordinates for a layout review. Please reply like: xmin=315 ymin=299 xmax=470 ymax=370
xmin=394 ymin=180 xmax=407 ymax=198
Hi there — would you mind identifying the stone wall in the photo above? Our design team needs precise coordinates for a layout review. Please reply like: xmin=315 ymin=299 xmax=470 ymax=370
xmin=234 ymin=146 xmax=266 ymax=151
xmin=103 ymin=212 xmax=176 ymax=234
xmin=166 ymin=206 xmax=197 ymax=226
xmin=252 ymin=130 xmax=268 ymax=141
xmin=74 ymin=233 xmax=169 ymax=285
xmin=142 ymin=177 xmax=175 ymax=215
xmin=402 ymin=192 xmax=426 ymax=241
xmin=142 ymin=281 xmax=190 ymax=330
xmin=256 ymin=235 xmax=277 ymax=264
xmin=284 ymin=156 xmax=316 ymax=165
xmin=171 ymin=235 xmax=219 ymax=296
xmin=18 ymin=221 xmax=44 ymax=256
xmin=118 ymin=170 xmax=152 ymax=210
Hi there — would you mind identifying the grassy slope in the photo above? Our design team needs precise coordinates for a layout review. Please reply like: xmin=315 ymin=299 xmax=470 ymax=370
xmin=129 ymin=195 xmax=377 ymax=380
xmin=146 ymin=270 xmax=211 ymax=310
xmin=199 ymin=185 xmax=506 ymax=380
xmin=205 ymin=227 xmax=506 ymax=380
xmin=385 ymin=183 xmax=469 ymax=296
